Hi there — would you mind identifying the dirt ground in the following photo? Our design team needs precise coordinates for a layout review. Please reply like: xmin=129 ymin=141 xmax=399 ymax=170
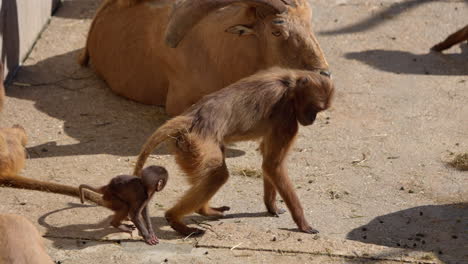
xmin=1 ymin=0 xmax=467 ymax=263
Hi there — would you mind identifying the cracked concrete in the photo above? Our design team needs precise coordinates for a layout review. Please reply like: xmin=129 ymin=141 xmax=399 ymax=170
xmin=0 ymin=0 xmax=467 ymax=263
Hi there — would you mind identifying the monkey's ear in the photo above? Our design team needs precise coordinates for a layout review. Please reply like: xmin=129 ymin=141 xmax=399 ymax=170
xmin=225 ymin=25 xmax=255 ymax=36
xmin=156 ymin=179 xmax=165 ymax=192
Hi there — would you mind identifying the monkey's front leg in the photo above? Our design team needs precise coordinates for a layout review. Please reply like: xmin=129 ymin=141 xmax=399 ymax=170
xmin=263 ymin=163 xmax=319 ymax=234
xmin=263 ymin=177 xmax=286 ymax=217
xmin=142 ymin=206 xmax=159 ymax=244
xmin=262 ymin=128 xmax=319 ymax=234
xmin=131 ymin=209 xmax=158 ymax=245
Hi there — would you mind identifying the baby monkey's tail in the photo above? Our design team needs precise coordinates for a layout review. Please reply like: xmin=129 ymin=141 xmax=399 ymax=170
xmin=78 ymin=184 xmax=104 ymax=204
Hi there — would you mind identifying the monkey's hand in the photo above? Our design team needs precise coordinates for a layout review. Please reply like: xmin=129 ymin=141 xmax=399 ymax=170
xmin=144 ymin=233 xmax=159 ymax=245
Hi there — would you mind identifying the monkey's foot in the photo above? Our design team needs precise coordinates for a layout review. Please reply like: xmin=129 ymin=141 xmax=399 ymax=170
xmin=300 ymin=225 xmax=319 ymax=234
xmin=267 ymin=207 xmax=286 ymax=217
xmin=431 ymin=43 xmax=445 ymax=52
xmin=116 ymin=224 xmax=136 ymax=233
xmin=197 ymin=206 xmax=230 ymax=218
xmin=166 ymin=216 xmax=205 ymax=236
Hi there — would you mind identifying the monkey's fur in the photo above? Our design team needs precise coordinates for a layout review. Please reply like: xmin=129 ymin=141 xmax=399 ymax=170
xmin=0 ymin=214 xmax=54 ymax=264
xmin=79 ymin=166 xmax=168 ymax=245
xmin=134 ymin=68 xmax=335 ymax=236
xmin=0 ymin=125 xmax=102 ymax=204
xmin=432 ymin=24 xmax=468 ymax=52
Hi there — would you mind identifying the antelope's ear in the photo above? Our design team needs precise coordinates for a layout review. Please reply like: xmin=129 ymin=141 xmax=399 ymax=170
xmin=225 ymin=25 xmax=255 ymax=36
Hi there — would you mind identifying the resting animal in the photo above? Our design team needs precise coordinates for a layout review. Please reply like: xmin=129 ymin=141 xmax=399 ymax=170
xmin=80 ymin=0 xmax=331 ymax=115
xmin=133 ymin=68 xmax=335 ymax=236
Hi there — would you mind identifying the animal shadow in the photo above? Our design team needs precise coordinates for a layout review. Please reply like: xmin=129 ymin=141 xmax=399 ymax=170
xmin=320 ymin=0 xmax=446 ymax=36
xmin=8 ymin=49 xmax=245 ymax=159
xmin=38 ymin=203 xmax=228 ymax=249
xmin=346 ymin=203 xmax=467 ymax=264
xmin=53 ymin=0 xmax=98 ymax=20
xmin=345 ymin=44 xmax=468 ymax=76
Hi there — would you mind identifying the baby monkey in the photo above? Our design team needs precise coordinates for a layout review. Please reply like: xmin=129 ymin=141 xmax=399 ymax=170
xmin=79 ymin=166 xmax=168 ymax=245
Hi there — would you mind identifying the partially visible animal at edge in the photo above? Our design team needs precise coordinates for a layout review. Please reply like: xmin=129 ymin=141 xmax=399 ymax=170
xmin=432 ymin=24 xmax=468 ymax=52
xmin=0 ymin=62 xmax=6 ymax=112
xmin=0 ymin=214 xmax=54 ymax=264
xmin=80 ymin=0 xmax=332 ymax=116
xmin=0 ymin=125 xmax=102 ymax=205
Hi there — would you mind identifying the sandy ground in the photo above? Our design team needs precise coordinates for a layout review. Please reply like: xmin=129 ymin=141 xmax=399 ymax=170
xmin=0 ymin=0 xmax=467 ymax=263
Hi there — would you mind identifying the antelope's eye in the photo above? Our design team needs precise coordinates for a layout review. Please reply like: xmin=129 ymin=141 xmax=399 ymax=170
xmin=272 ymin=31 xmax=281 ymax=37
xmin=272 ymin=19 xmax=285 ymax=25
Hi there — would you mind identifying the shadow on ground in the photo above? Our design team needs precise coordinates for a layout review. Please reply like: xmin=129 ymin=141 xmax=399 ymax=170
xmin=345 ymin=44 xmax=468 ymax=76
xmin=347 ymin=203 xmax=468 ymax=264
xmin=38 ymin=203 xmax=275 ymax=249
xmin=319 ymin=0 xmax=462 ymax=36
xmin=53 ymin=0 xmax=98 ymax=20
xmin=8 ymin=49 xmax=245 ymax=159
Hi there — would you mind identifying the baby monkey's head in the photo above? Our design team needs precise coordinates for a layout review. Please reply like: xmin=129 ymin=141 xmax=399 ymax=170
xmin=141 ymin=165 xmax=168 ymax=194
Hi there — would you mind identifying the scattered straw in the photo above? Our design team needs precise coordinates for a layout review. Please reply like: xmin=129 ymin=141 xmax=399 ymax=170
xmin=233 ymin=167 xmax=262 ymax=178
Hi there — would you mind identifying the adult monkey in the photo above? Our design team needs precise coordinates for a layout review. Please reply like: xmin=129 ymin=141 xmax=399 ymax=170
xmin=134 ymin=68 xmax=335 ymax=236
xmin=81 ymin=0 xmax=331 ymax=115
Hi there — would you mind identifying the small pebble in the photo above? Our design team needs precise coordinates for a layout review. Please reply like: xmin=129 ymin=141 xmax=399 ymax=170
xmin=408 ymin=190 xmax=414 ymax=193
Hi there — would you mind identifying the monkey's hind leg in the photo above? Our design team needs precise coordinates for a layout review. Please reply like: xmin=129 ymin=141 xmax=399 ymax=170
xmin=168 ymin=139 xmax=230 ymax=235
xmin=432 ymin=24 xmax=468 ymax=52
xmin=110 ymin=202 xmax=135 ymax=233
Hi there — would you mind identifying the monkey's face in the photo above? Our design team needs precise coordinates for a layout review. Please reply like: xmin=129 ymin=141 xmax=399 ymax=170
xmin=293 ymin=74 xmax=334 ymax=126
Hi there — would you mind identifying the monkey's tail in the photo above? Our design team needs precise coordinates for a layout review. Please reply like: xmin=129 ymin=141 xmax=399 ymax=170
xmin=134 ymin=116 xmax=192 ymax=176
xmin=0 ymin=175 xmax=103 ymax=205
xmin=78 ymin=184 xmax=103 ymax=204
